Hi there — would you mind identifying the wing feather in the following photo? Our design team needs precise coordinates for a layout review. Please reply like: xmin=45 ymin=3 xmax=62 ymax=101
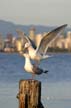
xmin=36 ymin=24 xmax=67 ymax=55
xmin=16 ymin=29 xmax=29 ymax=45
xmin=16 ymin=29 xmax=36 ymax=49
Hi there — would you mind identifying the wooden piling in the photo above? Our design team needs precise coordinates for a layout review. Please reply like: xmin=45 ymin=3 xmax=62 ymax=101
xmin=17 ymin=79 xmax=44 ymax=108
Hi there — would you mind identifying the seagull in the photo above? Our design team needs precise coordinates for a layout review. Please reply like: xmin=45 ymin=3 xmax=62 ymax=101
xmin=20 ymin=52 xmax=48 ymax=79
xmin=22 ymin=24 xmax=67 ymax=64
xmin=17 ymin=24 xmax=67 ymax=79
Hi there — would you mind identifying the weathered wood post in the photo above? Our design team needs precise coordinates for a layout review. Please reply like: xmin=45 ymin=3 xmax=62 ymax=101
xmin=17 ymin=79 xmax=44 ymax=108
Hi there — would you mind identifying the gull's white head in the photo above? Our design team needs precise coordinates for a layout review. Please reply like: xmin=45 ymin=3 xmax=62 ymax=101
xmin=24 ymin=42 xmax=31 ymax=48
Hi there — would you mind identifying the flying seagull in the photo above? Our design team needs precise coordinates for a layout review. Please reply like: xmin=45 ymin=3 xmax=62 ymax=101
xmin=21 ymin=24 xmax=67 ymax=64
xmin=18 ymin=24 xmax=67 ymax=79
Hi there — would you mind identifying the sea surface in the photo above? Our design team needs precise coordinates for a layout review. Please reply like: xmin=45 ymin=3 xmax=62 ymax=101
xmin=0 ymin=53 xmax=71 ymax=108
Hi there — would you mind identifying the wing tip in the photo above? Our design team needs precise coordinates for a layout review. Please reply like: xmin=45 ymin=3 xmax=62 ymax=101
xmin=61 ymin=24 xmax=68 ymax=28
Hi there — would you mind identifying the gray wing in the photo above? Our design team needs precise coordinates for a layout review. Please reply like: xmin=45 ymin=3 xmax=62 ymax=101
xmin=36 ymin=24 xmax=67 ymax=55
xmin=16 ymin=29 xmax=30 ymax=45
xmin=16 ymin=29 xmax=36 ymax=49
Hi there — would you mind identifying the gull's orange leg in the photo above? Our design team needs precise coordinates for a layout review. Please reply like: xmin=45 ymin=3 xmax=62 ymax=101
xmin=32 ymin=73 xmax=35 ymax=80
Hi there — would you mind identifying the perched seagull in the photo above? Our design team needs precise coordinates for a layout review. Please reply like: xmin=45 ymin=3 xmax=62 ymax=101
xmin=20 ymin=52 xmax=48 ymax=79
xmin=22 ymin=24 xmax=67 ymax=64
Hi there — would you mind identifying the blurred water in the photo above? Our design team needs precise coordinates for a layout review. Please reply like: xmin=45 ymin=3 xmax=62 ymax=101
xmin=0 ymin=53 xmax=71 ymax=108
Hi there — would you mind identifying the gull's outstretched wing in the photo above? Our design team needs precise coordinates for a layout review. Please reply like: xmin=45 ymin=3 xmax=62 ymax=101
xmin=36 ymin=24 xmax=67 ymax=55
xmin=16 ymin=29 xmax=36 ymax=49
xmin=16 ymin=29 xmax=29 ymax=45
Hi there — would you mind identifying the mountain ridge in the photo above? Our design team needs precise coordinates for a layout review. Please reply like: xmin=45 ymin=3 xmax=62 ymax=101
xmin=0 ymin=20 xmax=70 ymax=37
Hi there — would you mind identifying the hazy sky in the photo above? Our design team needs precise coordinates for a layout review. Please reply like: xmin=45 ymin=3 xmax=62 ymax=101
xmin=0 ymin=0 xmax=71 ymax=26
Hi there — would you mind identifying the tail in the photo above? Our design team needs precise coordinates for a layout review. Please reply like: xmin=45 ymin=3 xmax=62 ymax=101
xmin=44 ymin=70 xmax=49 ymax=73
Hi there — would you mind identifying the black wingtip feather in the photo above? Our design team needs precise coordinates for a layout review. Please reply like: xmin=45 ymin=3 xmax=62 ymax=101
xmin=44 ymin=70 xmax=49 ymax=73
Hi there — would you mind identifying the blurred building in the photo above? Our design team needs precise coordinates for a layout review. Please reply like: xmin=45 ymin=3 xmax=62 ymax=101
xmin=4 ymin=33 xmax=15 ymax=52
xmin=35 ymin=34 xmax=42 ymax=47
xmin=49 ymin=31 xmax=71 ymax=51
xmin=29 ymin=27 xmax=36 ymax=42
xmin=0 ymin=33 xmax=4 ymax=51
xmin=65 ymin=31 xmax=71 ymax=50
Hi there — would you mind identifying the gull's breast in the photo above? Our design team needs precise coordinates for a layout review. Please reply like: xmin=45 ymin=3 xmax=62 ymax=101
xmin=24 ymin=64 xmax=33 ymax=73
